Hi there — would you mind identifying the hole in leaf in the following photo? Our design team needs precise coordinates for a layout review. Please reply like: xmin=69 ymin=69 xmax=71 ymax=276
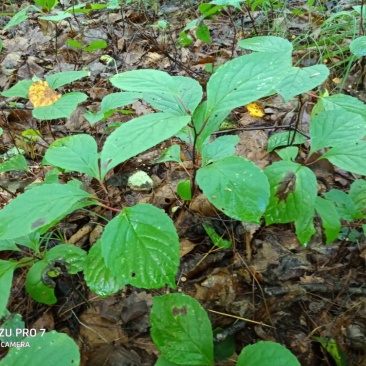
xmin=131 ymin=272 xmax=136 ymax=277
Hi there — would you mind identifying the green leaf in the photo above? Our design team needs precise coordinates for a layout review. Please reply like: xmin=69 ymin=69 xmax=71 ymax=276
xmin=32 ymin=92 xmax=88 ymax=120
xmin=319 ymin=141 xmax=366 ymax=175
xmin=0 ymin=261 xmax=16 ymax=316
xmin=34 ymin=0 xmax=58 ymax=11
xmin=101 ymin=204 xmax=180 ymax=289
xmin=203 ymin=222 xmax=232 ymax=249
xmin=267 ymin=131 xmax=307 ymax=152
xmin=0 ymin=154 xmax=28 ymax=173
xmin=0 ymin=331 xmax=80 ymax=366
xmin=154 ymin=145 xmax=182 ymax=163
xmin=323 ymin=190 xmax=356 ymax=222
xmin=313 ymin=337 xmax=346 ymax=366
xmin=100 ymin=113 xmax=190 ymax=180
xmin=207 ymin=51 xmax=291 ymax=114
xmin=196 ymin=23 xmax=210 ymax=44
xmin=315 ymin=197 xmax=341 ymax=244
xmin=350 ymin=36 xmax=366 ymax=57
xmin=177 ymin=180 xmax=192 ymax=200
xmin=39 ymin=11 xmax=72 ymax=21
xmin=155 ymin=356 xmax=185 ymax=365
xmin=319 ymin=94 xmax=366 ymax=122
xmin=201 ymin=135 xmax=239 ymax=166
xmin=66 ymin=39 xmax=83 ymax=48
xmin=0 ymin=183 xmax=93 ymax=240
xmin=0 ymin=313 xmax=25 ymax=342
xmin=0 ymin=239 xmax=20 ymax=251
xmin=84 ymin=40 xmax=107 ymax=52
xmin=45 ymin=244 xmax=87 ymax=274
xmin=44 ymin=134 xmax=100 ymax=179
xmin=84 ymin=240 xmax=127 ymax=297
xmin=276 ymin=146 xmax=299 ymax=161
xmin=349 ymin=179 xmax=366 ymax=218
xmin=179 ymin=31 xmax=193 ymax=46
xmin=151 ymin=293 xmax=214 ymax=365
xmin=46 ymin=70 xmax=89 ymax=89
xmin=236 ymin=341 xmax=300 ymax=366
xmin=310 ymin=110 xmax=366 ymax=153
xmin=264 ymin=161 xmax=317 ymax=225
xmin=4 ymin=6 xmax=32 ymax=30
xmin=275 ymin=65 xmax=329 ymax=101
xmin=100 ymin=92 xmax=141 ymax=114
xmin=238 ymin=36 xmax=293 ymax=53
xmin=1 ymin=80 xmax=33 ymax=98
xmin=197 ymin=156 xmax=270 ymax=223
xmin=213 ymin=328 xmax=235 ymax=361
xmin=25 ymin=260 xmax=57 ymax=304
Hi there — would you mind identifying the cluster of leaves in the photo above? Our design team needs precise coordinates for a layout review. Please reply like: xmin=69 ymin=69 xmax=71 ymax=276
xmin=0 ymin=25 xmax=365 ymax=364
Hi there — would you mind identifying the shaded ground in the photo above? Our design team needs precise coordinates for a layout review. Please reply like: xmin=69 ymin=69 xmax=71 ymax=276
xmin=0 ymin=0 xmax=366 ymax=365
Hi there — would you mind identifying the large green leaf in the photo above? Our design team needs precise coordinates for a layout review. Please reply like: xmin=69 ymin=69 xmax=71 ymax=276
xmin=0 ymin=261 xmax=17 ymax=316
xmin=349 ymin=179 xmax=366 ymax=218
xmin=0 ymin=183 xmax=93 ymax=240
xmin=206 ymin=51 xmax=291 ymax=114
xmin=315 ymin=197 xmax=341 ymax=244
xmin=238 ymin=36 xmax=293 ymax=53
xmin=25 ymin=260 xmax=57 ymax=305
xmin=32 ymin=92 xmax=88 ymax=120
xmin=84 ymin=240 xmax=127 ymax=297
xmin=264 ymin=161 xmax=318 ymax=225
xmin=44 ymin=134 xmax=100 ymax=179
xmin=151 ymin=293 xmax=214 ymax=365
xmin=101 ymin=204 xmax=180 ymax=289
xmin=319 ymin=141 xmax=366 ymax=175
xmin=275 ymin=65 xmax=329 ymax=101
xmin=100 ymin=113 xmax=190 ymax=180
xmin=46 ymin=71 xmax=89 ymax=89
xmin=236 ymin=341 xmax=300 ymax=366
xmin=0 ymin=331 xmax=80 ymax=366
xmin=197 ymin=156 xmax=270 ymax=223
xmin=317 ymin=94 xmax=366 ymax=122
xmin=310 ymin=110 xmax=366 ymax=153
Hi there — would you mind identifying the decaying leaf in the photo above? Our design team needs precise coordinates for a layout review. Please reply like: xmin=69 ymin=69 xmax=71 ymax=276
xmin=246 ymin=102 xmax=265 ymax=117
xmin=275 ymin=170 xmax=297 ymax=202
xmin=28 ymin=81 xmax=61 ymax=107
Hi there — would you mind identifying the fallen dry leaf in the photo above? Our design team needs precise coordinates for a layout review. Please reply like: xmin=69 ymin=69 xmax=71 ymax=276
xmin=28 ymin=81 xmax=61 ymax=107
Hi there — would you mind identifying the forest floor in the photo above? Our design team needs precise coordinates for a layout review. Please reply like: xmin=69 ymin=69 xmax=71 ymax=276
xmin=0 ymin=0 xmax=366 ymax=365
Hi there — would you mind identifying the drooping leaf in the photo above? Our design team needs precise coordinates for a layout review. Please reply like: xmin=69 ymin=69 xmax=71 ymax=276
xmin=197 ymin=156 xmax=270 ymax=223
xmin=315 ymin=197 xmax=341 ymax=244
xmin=151 ymin=293 xmax=214 ymax=365
xmin=4 ymin=6 xmax=32 ymax=30
xmin=264 ymin=161 xmax=317 ymax=225
xmin=44 ymin=134 xmax=100 ymax=179
xmin=0 ymin=261 xmax=17 ymax=316
xmin=32 ymin=92 xmax=88 ymax=120
xmin=0 ymin=331 xmax=80 ymax=366
xmin=101 ymin=204 xmax=180 ymax=289
xmin=319 ymin=141 xmax=366 ymax=175
xmin=349 ymin=179 xmax=366 ymax=218
xmin=323 ymin=190 xmax=356 ymax=222
xmin=236 ymin=341 xmax=300 ymax=366
xmin=275 ymin=65 xmax=329 ymax=101
xmin=25 ymin=260 xmax=57 ymax=305
xmin=0 ymin=183 xmax=93 ymax=240
xmin=238 ymin=36 xmax=293 ymax=53
xmin=310 ymin=110 xmax=366 ymax=153
xmin=84 ymin=240 xmax=127 ymax=297
xmin=100 ymin=113 xmax=190 ymax=180
xmin=201 ymin=135 xmax=239 ymax=166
